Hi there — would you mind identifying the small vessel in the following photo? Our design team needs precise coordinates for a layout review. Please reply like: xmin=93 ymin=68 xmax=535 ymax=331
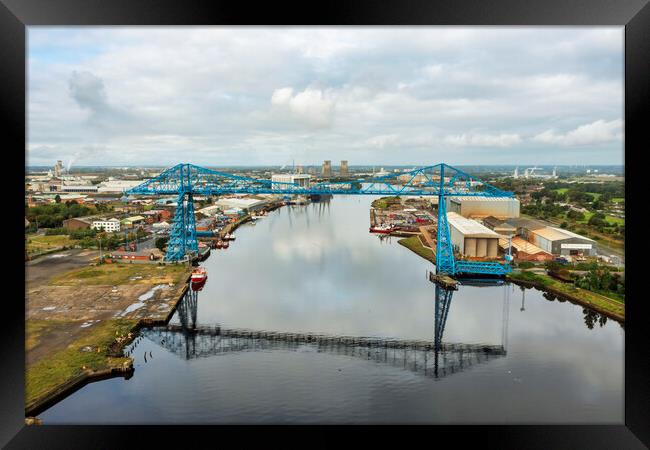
xmin=215 ymin=240 xmax=224 ymax=249
xmin=223 ymin=233 xmax=236 ymax=240
xmin=191 ymin=267 xmax=207 ymax=284
xmin=222 ymin=241 xmax=229 ymax=249
xmin=369 ymin=223 xmax=395 ymax=234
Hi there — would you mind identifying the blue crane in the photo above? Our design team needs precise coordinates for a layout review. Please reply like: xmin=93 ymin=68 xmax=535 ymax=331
xmin=125 ymin=163 xmax=514 ymax=276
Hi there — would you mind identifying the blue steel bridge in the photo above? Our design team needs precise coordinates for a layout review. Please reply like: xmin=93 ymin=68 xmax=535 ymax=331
xmin=125 ymin=163 xmax=514 ymax=276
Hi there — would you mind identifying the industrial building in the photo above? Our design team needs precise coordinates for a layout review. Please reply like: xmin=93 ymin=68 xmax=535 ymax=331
xmin=322 ymin=160 xmax=332 ymax=177
xmin=524 ymin=227 xmax=596 ymax=256
xmin=215 ymin=197 xmax=268 ymax=212
xmin=91 ymin=218 xmax=121 ymax=232
xmin=121 ymin=215 xmax=146 ymax=228
xmin=197 ymin=205 xmax=221 ymax=217
xmin=447 ymin=212 xmax=501 ymax=258
xmin=97 ymin=180 xmax=143 ymax=193
xmin=498 ymin=236 xmax=553 ymax=262
xmin=61 ymin=182 xmax=98 ymax=193
xmin=62 ymin=217 xmax=92 ymax=230
xmin=446 ymin=196 xmax=520 ymax=219
xmin=271 ymin=174 xmax=311 ymax=189
xmin=482 ymin=216 xmax=517 ymax=236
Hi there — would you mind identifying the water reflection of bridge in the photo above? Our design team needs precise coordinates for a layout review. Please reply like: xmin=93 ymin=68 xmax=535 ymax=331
xmin=139 ymin=284 xmax=509 ymax=380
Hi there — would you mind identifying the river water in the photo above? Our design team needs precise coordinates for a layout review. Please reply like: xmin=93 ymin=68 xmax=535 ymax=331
xmin=40 ymin=196 xmax=624 ymax=424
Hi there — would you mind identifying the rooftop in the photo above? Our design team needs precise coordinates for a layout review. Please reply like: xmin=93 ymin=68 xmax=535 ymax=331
xmin=531 ymin=226 xmax=595 ymax=242
xmin=499 ymin=236 xmax=550 ymax=255
xmin=449 ymin=196 xmax=518 ymax=203
xmin=447 ymin=212 xmax=501 ymax=238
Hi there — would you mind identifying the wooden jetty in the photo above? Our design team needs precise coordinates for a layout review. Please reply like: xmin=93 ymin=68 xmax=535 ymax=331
xmin=428 ymin=271 xmax=459 ymax=290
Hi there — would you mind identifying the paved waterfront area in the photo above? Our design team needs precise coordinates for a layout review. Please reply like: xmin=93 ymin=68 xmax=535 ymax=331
xmin=26 ymin=251 xmax=190 ymax=368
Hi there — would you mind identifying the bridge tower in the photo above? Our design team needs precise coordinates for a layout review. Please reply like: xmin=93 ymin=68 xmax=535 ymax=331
xmin=165 ymin=165 xmax=198 ymax=261
xmin=435 ymin=164 xmax=456 ymax=275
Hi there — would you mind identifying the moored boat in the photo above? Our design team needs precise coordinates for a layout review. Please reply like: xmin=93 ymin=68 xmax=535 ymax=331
xmin=369 ymin=223 xmax=395 ymax=234
xmin=191 ymin=267 xmax=207 ymax=284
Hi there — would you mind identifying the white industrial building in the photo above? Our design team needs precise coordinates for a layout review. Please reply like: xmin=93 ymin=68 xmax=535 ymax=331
xmin=91 ymin=218 xmax=121 ymax=232
xmin=525 ymin=227 xmax=595 ymax=256
xmin=447 ymin=212 xmax=501 ymax=258
xmin=446 ymin=196 xmax=520 ymax=219
xmin=271 ymin=174 xmax=311 ymax=189
xmin=215 ymin=197 xmax=268 ymax=212
xmin=97 ymin=180 xmax=143 ymax=193
xmin=197 ymin=205 xmax=222 ymax=217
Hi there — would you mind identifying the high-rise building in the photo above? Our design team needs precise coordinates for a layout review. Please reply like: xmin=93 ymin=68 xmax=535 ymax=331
xmin=322 ymin=160 xmax=332 ymax=177
xmin=296 ymin=165 xmax=304 ymax=174
xmin=340 ymin=160 xmax=348 ymax=176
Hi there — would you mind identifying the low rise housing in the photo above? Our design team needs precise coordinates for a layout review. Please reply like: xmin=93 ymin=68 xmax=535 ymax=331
xmin=91 ymin=218 xmax=121 ymax=232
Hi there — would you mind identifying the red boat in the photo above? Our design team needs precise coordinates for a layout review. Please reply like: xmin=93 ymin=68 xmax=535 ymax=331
xmin=369 ymin=224 xmax=395 ymax=234
xmin=191 ymin=267 xmax=208 ymax=284
xmin=191 ymin=277 xmax=206 ymax=291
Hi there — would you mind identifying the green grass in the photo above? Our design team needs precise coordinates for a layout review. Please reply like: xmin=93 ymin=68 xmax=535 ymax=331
xmin=371 ymin=196 xmax=400 ymax=210
xmin=398 ymin=236 xmax=435 ymax=263
xmin=49 ymin=263 xmax=190 ymax=286
xmin=554 ymin=188 xmax=568 ymax=195
xmin=25 ymin=318 xmax=137 ymax=407
xmin=611 ymin=198 xmax=624 ymax=203
xmin=26 ymin=235 xmax=78 ymax=254
xmin=507 ymin=271 xmax=624 ymax=318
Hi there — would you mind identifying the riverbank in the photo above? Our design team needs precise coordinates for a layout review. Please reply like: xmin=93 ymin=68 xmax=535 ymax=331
xmin=507 ymin=270 xmax=624 ymax=323
xmin=398 ymin=235 xmax=435 ymax=264
xmin=26 ymin=261 xmax=192 ymax=418
xmin=395 ymin=233 xmax=624 ymax=323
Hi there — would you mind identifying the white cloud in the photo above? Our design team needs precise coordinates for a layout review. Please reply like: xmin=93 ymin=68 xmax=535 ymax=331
xmin=271 ymin=87 xmax=334 ymax=128
xmin=444 ymin=133 xmax=522 ymax=147
xmin=532 ymin=119 xmax=623 ymax=146
xmin=27 ymin=27 xmax=624 ymax=166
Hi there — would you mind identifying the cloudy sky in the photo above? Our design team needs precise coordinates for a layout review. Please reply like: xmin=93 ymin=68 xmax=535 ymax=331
xmin=27 ymin=27 xmax=624 ymax=168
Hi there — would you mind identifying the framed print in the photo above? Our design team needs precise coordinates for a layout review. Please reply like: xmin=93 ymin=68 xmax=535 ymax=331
xmin=2 ymin=0 xmax=649 ymax=447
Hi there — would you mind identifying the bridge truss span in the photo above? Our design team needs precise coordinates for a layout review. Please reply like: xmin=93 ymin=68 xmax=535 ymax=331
xmin=126 ymin=163 xmax=514 ymax=275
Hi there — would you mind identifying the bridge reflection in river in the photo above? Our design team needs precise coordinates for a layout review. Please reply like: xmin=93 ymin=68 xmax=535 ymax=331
xmin=136 ymin=283 xmax=508 ymax=381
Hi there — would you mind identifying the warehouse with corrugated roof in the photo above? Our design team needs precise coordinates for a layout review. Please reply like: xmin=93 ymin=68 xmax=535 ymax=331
xmin=446 ymin=196 xmax=520 ymax=219
xmin=525 ymin=227 xmax=595 ymax=256
xmin=447 ymin=212 xmax=501 ymax=258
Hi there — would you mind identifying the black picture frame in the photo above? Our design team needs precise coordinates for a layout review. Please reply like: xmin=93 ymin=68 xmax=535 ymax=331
xmin=2 ymin=0 xmax=648 ymax=447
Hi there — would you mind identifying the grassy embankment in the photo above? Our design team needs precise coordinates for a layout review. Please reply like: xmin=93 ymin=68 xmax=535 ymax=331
xmin=25 ymin=234 xmax=78 ymax=256
xmin=49 ymin=263 xmax=190 ymax=286
xmin=398 ymin=235 xmax=436 ymax=264
xmin=507 ymin=270 xmax=624 ymax=322
xmin=396 ymin=232 xmax=624 ymax=321
xmin=26 ymin=319 xmax=137 ymax=408
xmin=371 ymin=196 xmax=401 ymax=210
xmin=26 ymin=263 xmax=191 ymax=413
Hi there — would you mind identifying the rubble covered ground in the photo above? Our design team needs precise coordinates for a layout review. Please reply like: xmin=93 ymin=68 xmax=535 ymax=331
xmin=25 ymin=252 xmax=191 ymax=409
